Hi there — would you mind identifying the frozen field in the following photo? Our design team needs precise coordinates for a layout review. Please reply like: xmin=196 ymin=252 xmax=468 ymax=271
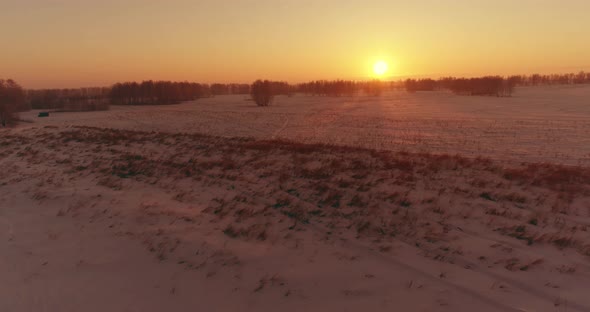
xmin=4 ymin=86 xmax=590 ymax=312
xmin=2 ymin=126 xmax=590 ymax=312
xmin=19 ymin=85 xmax=590 ymax=165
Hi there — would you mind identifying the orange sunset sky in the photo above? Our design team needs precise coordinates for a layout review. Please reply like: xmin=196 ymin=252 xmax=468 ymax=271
xmin=2 ymin=0 xmax=590 ymax=89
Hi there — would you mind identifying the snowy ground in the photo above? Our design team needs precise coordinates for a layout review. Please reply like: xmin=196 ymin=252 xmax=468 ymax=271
xmin=19 ymin=85 xmax=590 ymax=165
xmin=3 ymin=85 xmax=590 ymax=312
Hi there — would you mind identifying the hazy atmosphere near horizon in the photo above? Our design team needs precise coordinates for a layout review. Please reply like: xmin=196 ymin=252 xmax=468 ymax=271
xmin=2 ymin=1 xmax=590 ymax=312
xmin=2 ymin=0 xmax=590 ymax=88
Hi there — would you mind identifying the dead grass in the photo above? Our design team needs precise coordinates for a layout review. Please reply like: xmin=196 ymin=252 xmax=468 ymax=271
xmin=5 ymin=125 xmax=590 ymax=260
xmin=504 ymin=163 xmax=590 ymax=194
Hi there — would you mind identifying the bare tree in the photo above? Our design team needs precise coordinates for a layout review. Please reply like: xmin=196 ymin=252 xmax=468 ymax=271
xmin=0 ymin=79 xmax=25 ymax=127
xmin=251 ymin=80 xmax=274 ymax=106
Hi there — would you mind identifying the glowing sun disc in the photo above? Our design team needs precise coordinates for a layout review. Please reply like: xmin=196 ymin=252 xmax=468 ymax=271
xmin=373 ymin=61 xmax=388 ymax=76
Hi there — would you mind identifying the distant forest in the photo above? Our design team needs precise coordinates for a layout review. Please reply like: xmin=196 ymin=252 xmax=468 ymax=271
xmin=404 ymin=71 xmax=590 ymax=96
xmin=27 ymin=87 xmax=111 ymax=111
xmin=16 ymin=71 xmax=590 ymax=110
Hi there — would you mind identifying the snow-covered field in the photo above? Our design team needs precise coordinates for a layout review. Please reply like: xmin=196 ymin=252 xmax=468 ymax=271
xmin=20 ymin=85 xmax=590 ymax=165
xmin=3 ymin=85 xmax=590 ymax=312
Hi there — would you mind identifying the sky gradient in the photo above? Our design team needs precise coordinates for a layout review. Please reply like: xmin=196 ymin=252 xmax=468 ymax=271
xmin=2 ymin=0 xmax=590 ymax=88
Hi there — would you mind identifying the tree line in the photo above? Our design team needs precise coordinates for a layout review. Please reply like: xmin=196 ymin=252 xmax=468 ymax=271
xmin=110 ymin=81 xmax=208 ymax=105
xmin=403 ymin=71 xmax=590 ymax=96
xmin=297 ymin=80 xmax=358 ymax=96
xmin=109 ymin=81 xmax=257 ymax=105
xmin=26 ymin=82 xmax=253 ymax=109
xmin=295 ymin=80 xmax=387 ymax=97
xmin=405 ymin=77 xmax=516 ymax=96
xmin=443 ymin=77 xmax=516 ymax=96
xmin=5 ymin=70 xmax=590 ymax=116
xmin=210 ymin=83 xmax=251 ymax=95
xmin=511 ymin=71 xmax=590 ymax=86
xmin=253 ymin=72 xmax=590 ymax=103
xmin=27 ymin=87 xmax=111 ymax=111
xmin=250 ymin=79 xmax=391 ymax=106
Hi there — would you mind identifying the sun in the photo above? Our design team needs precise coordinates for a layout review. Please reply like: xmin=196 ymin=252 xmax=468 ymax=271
xmin=373 ymin=61 xmax=388 ymax=76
